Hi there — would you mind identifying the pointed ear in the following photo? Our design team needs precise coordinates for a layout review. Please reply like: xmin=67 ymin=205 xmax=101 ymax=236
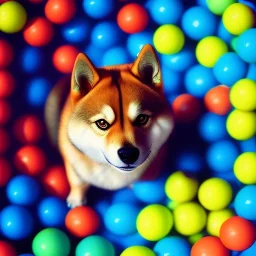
xmin=71 ymin=53 xmax=100 ymax=104
xmin=131 ymin=44 xmax=163 ymax=93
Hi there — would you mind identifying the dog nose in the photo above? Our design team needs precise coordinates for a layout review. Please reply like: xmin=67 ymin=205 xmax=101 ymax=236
xmin=118 ymin=147 xmax=139 ymax=165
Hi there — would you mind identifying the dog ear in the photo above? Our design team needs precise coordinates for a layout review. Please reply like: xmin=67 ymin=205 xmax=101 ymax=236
xmin=71 ymin=53 xmax=100 ymax=104
xmin=131 ymin=44 xmax=163 ymax=93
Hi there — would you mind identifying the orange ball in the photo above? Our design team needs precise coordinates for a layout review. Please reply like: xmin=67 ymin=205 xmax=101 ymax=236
xmin=204 ymin=85 xmax=232 ymax=115
xmin=0 ymin=100 xmax=11 ymax=125
xmin=65 ymin=206 xmax=100 ymax=238
xmin=0 ymin=128 xmax=10 ymax=154
xmin=220 ymin=216 xmax=256 ymax=251
xmin=0 ymin=158 xmax=12 ymax=187
xmin=0 ymin=40 xmax=13 ymax=68
xmin=0 ymin=241 xmax=17 ymax=256
xmin=0 ymin=70 xmax=15 ymax=98
xmin=23 ymin=17 xmax=54 ymax=47
xmin=117 ymin=3 xmax=149 ymax=34
xmin=45 ymin=0 xmax=76 ymax=24
xmin=191 ymin=236 xmax=230 ymax=256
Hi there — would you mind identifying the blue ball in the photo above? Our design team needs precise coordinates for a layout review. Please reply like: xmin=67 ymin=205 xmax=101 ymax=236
xmin=93 ymin=200 xmax=111 ymax=218
xmin=213 ymin=52 xmax=248 ymax=86
xmin=206 ymin=140 xmax=240 ymax=173
xmin=112 ymin=188 xmax=138 ymax=204
xmin=84 ymin=44 xmax=105 ymax=67
xmin=246 ymin=63 xmax=256 ymax=81
xmin=234 ymin=185 xmax=256 ymax=221
xmin=145 ymin=0 xmax=183 ymax=25
xmin=217 ymin=20 xmax=233 ymax=44
xmin=184 ymin=64 xmax=217 ymax=98
xmin=6 ymin=175 xmax=40 ymax=206
xmin=239 ymin=137 xmax=256 ymax=153
xmin=239 ymin=241 xmax=256 ymax=256
xmin=181 ymin=6 xmax=218 ymax=40
xmin=0 ymin=205 xmax=34 ymax=240
xmin=104 ymin=203 xmax=140 ymax=235
xmin=37 ymin=196 xmax=68 ymax=227
xmin=19 ymin=254 xmax=34 ymax=256
xmin=197 ymin=0 xmax=208 ymax=7
xmin=102 ymin=47 xmax=130 ymax=66
xmin=154 ymin=236 xmax=191 ymax=256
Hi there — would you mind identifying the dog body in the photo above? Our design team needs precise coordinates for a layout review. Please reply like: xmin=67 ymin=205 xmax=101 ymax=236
xmin=45 ymin=44 xmax=174 ymax=208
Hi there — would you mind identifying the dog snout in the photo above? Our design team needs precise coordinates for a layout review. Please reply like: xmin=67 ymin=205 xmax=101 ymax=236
xmin=118 ymin=147 xmax=139 ymax=165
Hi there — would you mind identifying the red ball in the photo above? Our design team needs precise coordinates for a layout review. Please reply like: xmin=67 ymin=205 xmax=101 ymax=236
xmin=0 ymin=40 xmax=13 ymax=69
xmin=45 ymin=0 xmax=76 ymax=24
xmin=14 ymin=145 xmax=47 ymax=176
xmin=191 ymin=236 xmax=230 ymax=256
xmin=220 ymin=216 xmax=256 ymax=251
xmin=0 ymin=158 xmax=12 ymax=187
xmin=53 ymin=45 xmax=79 ymax=73
xmin=65 ymin=206 xmax=100 ymax=238
xmin=0 ymin=100 xmax=11 ymax=125
xmin=0 ymin=241 xmax=17 ymax=256
xmin=0 ymin=70 xmax=15 ymax=98
xmin=0 ymin=128 xmax=10 ymax=155
xmin=172 ymin=93 xmax=202 ymax=123
xmin=23 ymin=17 xmax=54 ymax=47
xmin=204 ymin=85 xmax=232 ymax=115
xmin=41 ymin=165 xmax=70 ymax=200
xmin=117 ymin=3 xmax=149 ymax=34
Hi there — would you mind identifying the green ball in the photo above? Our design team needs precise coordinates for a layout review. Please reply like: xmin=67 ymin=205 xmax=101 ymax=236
xmin=32 ymin=228 xmax=71 ymax=256
xmin=76 ymin=235 xmax=115 ymax=256
xmin=206 ymin=0 xmax=236 ymax=15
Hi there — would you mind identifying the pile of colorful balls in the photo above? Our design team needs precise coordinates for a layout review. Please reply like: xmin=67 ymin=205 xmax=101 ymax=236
xmin=0 ymin=0 xmax=256 ymax=255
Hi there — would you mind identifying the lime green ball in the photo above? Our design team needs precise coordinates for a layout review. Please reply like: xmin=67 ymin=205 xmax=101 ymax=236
xmin=136 ymin=204 xmax=173 ymax=241
xmin=198 ymin=178 xmax=233 ymax=211
xmin=173 ymin=202 xmax=207 ymax=236
xmin=153 ymin=24 xmax=185 ymax=54
xmin=226 ymin=109 xmax=256 ymax=140
xmin=165 ymin=171 xmax=199 ymax=203
xmin=207 ymin=209 xmax=234 ymax=236
xmin=222 ymin=3 xmax=255 ymax=35
xmin=234 ymin=152 xmax=256 ymax=184
xmin=188 ymin=232 xmax=204 ymax=244
xmin=206 ymin=0 xmax=236 ymax=15
xmin=230 ymin=79 xmax=256 ymax=111
xmin=120 ymin=246 xmax=156 ymax=256
xmin=196 ymin=36 xmax=228 ymax=67
xmin=0 ymin=1 xmax=27 ymax=33
xmin=32 ymin=228 xmax=71 ymax=256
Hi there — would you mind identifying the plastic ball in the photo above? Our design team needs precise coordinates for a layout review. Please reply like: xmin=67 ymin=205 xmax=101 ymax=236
xmin=226 ymin=109 xmax=256 ymax=140
xmin=84 ymin=43 xmax=104 ymax=67
xmin=217 ymin=20 xmax=233 ymax=44
xmin=204 ymin=85 xmax=232 ymax=115
xmin=234 ymin=185 xmax=256 ymax=220
xmin=65 ymin=206 xmax=100 ymax=238
xmin=136 ymin=204 xmax=173 ymax=241
xmin=220 ymin=216 xmax=256 ymax=251
xmin=247 ymin=63 xmax=256 ymax=81
xmin=120 ymin=246 xmax=155 ymax=256
xmin=191 ymin=236 xmax=230 ymax=256
xmin=222 ymin=3 xmax=254 ymax=35
xmin=6 ymin=175 xmax=40 ymax=206
xmin=239 ymin=137 xmax=256 ymax=153
xmin=0 ymin=70 xmax=15 ymax=98
xmin=0 ymin=157 xmax=11 ymax=187
xmin=117 ymin=3 xmax=148 ymax=34
xmin=230 ymin=78 xmax=256 ymax=111
xmin=0 ymin=1 xmax=27 ymax=33
xmin=0 ymin=241 xmax=17 ymax=256
xmin=0 ymin=40 xmax=13 ymax=68
xmin=76 ymin=235 xmax=115 ymax=256
xmin=153 ymin=24 xmax=185 ymax=54
xmin=0 ymin=128 xmax=10 ymax=154
xmin=102 ymin=46 xmax=130 ymax=66
xmin=32 ymin=228 xmax=71 ymax=256
xmin=0 ymin=205 xmax=34 ymax=240
xmin=44 ymin=0 xmax=76 ymax=24
xmin=196 ymin=36 xmax=228 ymax=68
xmin=0 ymin=100 xmax=11 ymax=125
xmin=112 ymin=188 xmax=137 ymax=204
xmin=206 ymin=0 xmax=236 ymax=15
xmin=198 ymin=178 xmax=233 ymax=211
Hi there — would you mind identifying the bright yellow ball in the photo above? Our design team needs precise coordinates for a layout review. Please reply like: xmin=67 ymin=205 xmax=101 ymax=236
xmin=207 ymin=209 xmax=234 ymax=236
xmin=0 ymin=1 xmax=27 ymax=33
xmin=222 ymin=3 xmax=255 ymax=35
xmin=165 ymin=171 xmax=199 ymax=203
xmin=234 ymin=152 xmax=256 ymax=184
xmin=230 ymin=79 xmax=256 ymax=111
xmin=198 ymin=178 xmax=233 ymax=211
xmin=136 ymin=204 xmax=173 ymax=241
xmin=173 ymin=202 xmax=207 ymax=236
xmin=120 ymin=246 xmax=156 ymax=256
xmin=196 ymin=36 xmax=228 ymax=67
xmin=226 ymin=109 xmax=256 ymax=140
xmin=153 ymin=24 xmax=185 ymax=54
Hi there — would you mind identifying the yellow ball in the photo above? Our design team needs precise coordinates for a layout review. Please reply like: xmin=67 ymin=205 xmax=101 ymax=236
xmin=226 ymin=109 xmax=256 ymax=140
xmin=0 ymin=1 xmax=27 ymax=33
xmin=198 ymin=178 xmax=233 ymax=211
xmin=234 ymin=152 xmax=256 ymax=184
xmin=230 ymin=79 xmax=256 ymax=111
xmin=165 ymin=171 xmax=199 ymax=203
xmin=153 ymin=24 xmax=185 ymax=54
xmin=120 ymin=246 xmax=156 ymax=256
xmin=222 ymin=3 xmax=255 ymax=35
xmin=196 ymin=36 xmax=228 ymax=67
xmin=136 ymin=204 xmax=173 ymax=241
xmin=207 ymin=209 xmax=234 ymax=236
xmin=173 ymin=202 xmax=207 ymax=236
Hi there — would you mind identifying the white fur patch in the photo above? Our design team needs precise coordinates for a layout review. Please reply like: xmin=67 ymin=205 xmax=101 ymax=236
xmin=128 ymin=102 xmax=141 ymax=122
xmin=89 ymin=105 xmax=115 ymax=124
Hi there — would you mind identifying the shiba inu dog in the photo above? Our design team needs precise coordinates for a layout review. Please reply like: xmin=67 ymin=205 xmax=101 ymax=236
xmin=45 ymin=44 xmax=174 ymax=208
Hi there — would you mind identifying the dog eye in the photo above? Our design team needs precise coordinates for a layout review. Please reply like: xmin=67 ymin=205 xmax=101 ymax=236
xmin=134 ymin=114 xmax=150 ymax=126
xmin=95 ymin=119 xmax=110 ymax=130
